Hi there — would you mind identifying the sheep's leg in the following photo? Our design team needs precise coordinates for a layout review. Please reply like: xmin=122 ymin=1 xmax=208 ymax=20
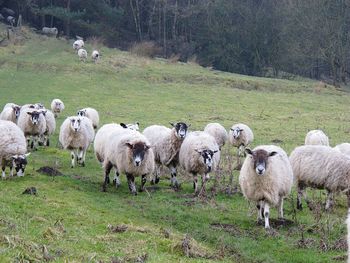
xmin=1 ymin=160 xmax=6 ymax=179
xmin=193 ymin=173 xmax=199 ymax=195
xmin=346 ymin=190 xmax=350 ymax=208
xmin=278 ymin=198 xmax=284 ymax=219
xmin=71 ymin=151 xmax=76 ymax=168
xmin=9 ymin=163 xmax=13 ymax=177
xmin=151 ymin=166 xmax=160 ymax=185
xmin=297 ymin=182 xmax=306 ymax=210
xmin=126 ymin=173 xmax=137 ymax=195
xmin=169 ymin=164 xmax=179 ymax=189
xmin=198 ymin=174 xmax=208 ymax=197
xmin=325 ymin=190 xmax=334 ymax=211
xmin=113 ymin=169 xmax=120 ymax=187
xmin=257 ymin=200 xmax=264 ymax=222
xmin=102 ymin=162 xmax=113 ymax=192
xmin=79 ymin=149 xmax=86 ymax=167
xmin=139 ymin=174 xmax=147 ymax=192
xmin=264 ymin=202 xmax=270 ymax=229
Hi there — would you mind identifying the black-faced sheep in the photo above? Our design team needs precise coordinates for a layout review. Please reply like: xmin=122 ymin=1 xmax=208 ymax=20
xmin=0 ymin=103 xmax=21 ymax=123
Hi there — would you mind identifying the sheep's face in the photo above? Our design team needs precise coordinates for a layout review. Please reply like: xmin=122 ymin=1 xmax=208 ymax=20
xmin=245 ymin=149 xmax=278 ymax=176
xmin=12 ymin=106 xmax=21 ymax=119
xmin=55 ymin=102 xmax=62 ymax=109
xmin=196 ymin=149 xmax=218 ymax=173
xmin=126 ymin=142 xmax=150 ymax=167
xmin=77 ymin=110 xmax=87 ymax=117
xmin=120 ymin=122 xmax=139 ymax=131
xmin=27 ymin=111 xmax=44 ymax=125
xmin=231 ymin=127 xmax=244 ymax=139
xmin=12 ymin=153 xmax=30 ymax=176
xmin=70 ymin=117 xmax=81 ymax=132
xmin=171 ymin=122 xmax=190 ymax=139
xmin=35 ymin=103 xmax=44 ymax=109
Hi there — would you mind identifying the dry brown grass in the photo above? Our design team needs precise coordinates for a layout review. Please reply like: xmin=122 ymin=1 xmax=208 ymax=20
xmin=129 ymin=41 xmax=162 ymax=58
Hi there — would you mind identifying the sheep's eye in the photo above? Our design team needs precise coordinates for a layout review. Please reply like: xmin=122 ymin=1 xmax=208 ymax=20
xmin=78 ymin=120 xmax=81 ymax=123
xmin=71 ymin=120 xmax=75 ymax=123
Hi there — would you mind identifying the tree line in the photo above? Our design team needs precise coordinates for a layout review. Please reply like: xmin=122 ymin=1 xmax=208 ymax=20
xmin=2 ymin=0 xmax=350 ymax=86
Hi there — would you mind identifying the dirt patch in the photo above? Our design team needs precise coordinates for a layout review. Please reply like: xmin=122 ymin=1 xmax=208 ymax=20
xmin=108 ymin=224 xmax=128 ymax=233
xmin=210 ymin=223 xmax=242 ymax=236
xmin=271 ymin=139 xmax=283 ymax=143
xmin=333 ymin=255 xmax=347 ymax=261
xmin=296 ymin=238 xmax=316 ymax=249
xmin=331 ymin=238 xmax=347 ymax=251
xmin=22 ymin=187 xmax=37 ymax=195
xmin=36 ymin=166 xmax=63 ymax=176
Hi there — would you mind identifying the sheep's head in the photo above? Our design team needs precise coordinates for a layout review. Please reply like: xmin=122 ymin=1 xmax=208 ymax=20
xmin=55 ymin=101 xmax=62 ymax=109
xmin=231 ymin=127 xmax=244 ymax=139
xmin=77 ymin=109 xmax=87 ymax=117
xmin=195 ymin=149 xmax=218 ymax=173
xmin=125 ymin=142 xmax=150 ymax=167
xmin=170 ymin=122 xmax=190 ymax=139
xmin=245 ymin=149 xmax=278 ymax=176
xmin=27 ymin=110 xmax=44 ymax=125
xmin=12 ymin=106 xmax=21 ymax=119
xmin=120 ymin=122 xmax=139 ymax=131
xmin=12 ymin=153 xmax=30 ymax=176
xmin=69 ymin=117 xmax=81 ymax=132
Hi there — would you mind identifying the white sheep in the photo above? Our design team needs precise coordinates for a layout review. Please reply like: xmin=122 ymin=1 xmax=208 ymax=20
xmin=73 ymin=39 xmax=84 ymax=51
xmin=0 ymin=104 xmax=21 ymax=123
xmin=17 ymin=108 xmax=47 ymax=151
xmin=239 ymin=145 xmax=293 ymax=229
xmin=179 ymin=131 xmax=219 ymax=195
xmin=290 ymin=145 xmax=350 ymax=211
xmin=228 ymin=123 xmax=254 ymax=167
xmin=204 ymin=123 xmax=228 ymax=150
xmin=0 ymin=120 xmax=30 ymax=178
xmin=334 ymin=143 xmax=350 ymax=156
xmin=77 ymin=107 xmax=99 ymax=129
xmin=59 ymin=116 xmax=95 ymax=168
xmin=40 ymin=110 xmax=56 ymax=147
xmin=91 ymin=50 xmax=100 ymax=63
xmin=143 ymin=122 xmax=190 ymax=188
xmin=77 ymin=48 xmax=87 ymax=62
xmin=102 ymin=129 xmax=154 ymax=194
xmin=21 ymin=103 xmax=44 ymax=112
xmin=42 ymin=27 xmax=58 ymax=37
xmin=304 ymin=130 xmax=329 ymax=146
xmin=50 ymin=99 xmax=65 ymax=118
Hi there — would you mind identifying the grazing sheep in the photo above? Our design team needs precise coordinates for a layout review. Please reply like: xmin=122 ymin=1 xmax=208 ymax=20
xmin=143 ymin=122 xmax=190 ymax=188
xmin=73 ymin=39 xmax=84 ymax=51
xmin=290 ymin=145 xmax=350 ymax=211
xmin=91 ymin=50 xmax=100 ymax=63
xmin=6 ymin=16 xmax=15 ymax=26
xmin=239 ymin=145 xmax=293 ymax=229
xmin=0 ymin=120 xmax=30 ymax=178
xmin=102 ymin=129 xmax=154 ymax=194
xmin=334 ymin=143 xmax=350 ymax=156
xmin=40 ymin=110 xmax=56 ymax=147
xmin=59 ymin=116 xmax=95 ymax=168
xmin=179 ymin=131 xmax=220 ymax=195
xmin=17 ymin=108 xmax=47 ymax=151
xmin=204 ymin=123 xmax=228 ymax=150
xmin=229 ymin=123 xmax=254 ymax=167
xmin=78 ymin=49 xmax=88 ymax=62
xmin=0 ymin=104 xmax=21 ymax=123
xmin=50 ymin=99 xmax=65 ymax=118
xmin=77 ymin=107 xmax=99 ymax=129
xmin=42 ymin=27 xmax=58 ymax=37
xmin=304 ymin=130 xmax=329 ymax=146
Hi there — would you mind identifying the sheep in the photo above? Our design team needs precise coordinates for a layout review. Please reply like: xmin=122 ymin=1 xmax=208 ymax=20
xmin=0 ymin=104 xmax=21 ymax=123
xmin=78 ymin=49 xmax=88 ymax=62
xmin=290 ymin=145 xmax=350 ymax=211
xmin=347 ymin=209 xmax=350 ymax=263
xmin=73 ymin=39 xmax=84 ymax=51
xmin=204 ymin=123 xmax=228 ymax=150
xmin=77 ymin=107 xmax=99 ymax=129
xmin=91 ymin=50 xmax=100 ymax=63
xmin=21 ymin=103 xmax=44 ymax=112
xmin=6 ymin=16 xmax=15 ymax=26
xmin=39 ymin=110 xmax=56 ymax=147
xmin=50 ymin=99 xmax=65 ymax=118
xmin=228 ymin=123 xmax=254 ymax=168
xmin=239 ymin=145 xmax=293 ymax=229
xmin=334 ymin=143 xmax=350 ymax=156
xmin=102 ymin=129 xmax=154 ymax=194
xmin=17 ymin=108 xmax=47 ymax=151
xmin=304 ymin=129 xmax=329 ymax=146
xmin=143 ymin=122 xmax=190 ymax=188
xmin=59 ymin=116 xmax=94 ymax=168
xmin=42 ymin=27 xmax=58 ymax=37
xmin=179 ymin=131 xmax=220 ymax=196
xmin=0 ymin=120 xmax=30 ymax=178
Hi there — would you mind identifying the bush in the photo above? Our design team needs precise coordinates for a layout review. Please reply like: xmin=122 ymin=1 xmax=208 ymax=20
xmin=129 ymin=41 xmax=161 ymax=58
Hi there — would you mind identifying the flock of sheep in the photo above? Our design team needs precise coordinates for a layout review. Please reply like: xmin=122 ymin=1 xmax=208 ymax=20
xmin=72 ymin=38 xmax=100 ymax=63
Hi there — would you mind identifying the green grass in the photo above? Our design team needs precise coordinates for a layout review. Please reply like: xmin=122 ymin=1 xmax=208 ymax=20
xmin=0 ymin=25 xmax=348 ymax=262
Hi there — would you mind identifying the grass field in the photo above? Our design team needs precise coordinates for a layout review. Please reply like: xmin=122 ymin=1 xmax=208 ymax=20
xmin=0 ymin=25 xmax=349 ymax=262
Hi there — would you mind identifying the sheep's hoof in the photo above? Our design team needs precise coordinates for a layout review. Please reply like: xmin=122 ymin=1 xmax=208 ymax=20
xmin=138 ymin=187 xmax=144 ymax=192
xmin=101 ymin=185 xmax=107 ymax=192
xmin=155 ymin=177 xmax=160 ymax=184
xmin=81 ymin=162 xmax=85 ymax=167
xmin=150 ymin=179 xmax=155 ymax=185
xmin=131 ymin=191 xmax=137 ymax=196
xmin=297 ymin=203 xmax=303 ymax=211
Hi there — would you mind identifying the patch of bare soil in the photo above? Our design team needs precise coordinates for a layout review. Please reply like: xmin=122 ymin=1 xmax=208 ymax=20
xmin=36 ymin=166 xmax=63 ymax=176
xmin=22 ymin=187 xmax=37 ymax=195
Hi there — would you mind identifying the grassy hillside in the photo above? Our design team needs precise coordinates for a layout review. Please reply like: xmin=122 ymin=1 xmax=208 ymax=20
xmin=0 ymin=25 xmax=349 ymax=262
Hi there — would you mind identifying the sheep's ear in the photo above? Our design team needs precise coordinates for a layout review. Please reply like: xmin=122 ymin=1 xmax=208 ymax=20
xmin=120 ymin=123 xmax=127 ymax=129
xmin=187 ymin=124 xmax=191 ymax=128
xmin=135 ymin=122 xmax=139 ymax=125
xmin=213 ymin=150 xmax=219 ymax=154
xmin=230 ymin=128 xmax=234 ymax=131
xmin=240 ymin=129 xmax=244 ymax=131
xmin=26 ymin=112 xmax=32 ymax=116
xmin=144 ymin=144 xmax=150 ymax=151
xmin=269 ymin=151 xmax=278 ymax=157
xmin=194 ymin=149 xmax=202 ymax=154
xmin=41 ymin=110 xmax=47 ymax=116
xmin=169 ymin=122 xmax=175 ymax=127
xmin=25 ymin=153 xmax=31 ymax=157
xmin=245 ymin=148 xmax=253 ymax=155
xmin=12 ymin=155 xmax=18 ymax=160
xmin=125 ymin=143 xmax=133 ymax=149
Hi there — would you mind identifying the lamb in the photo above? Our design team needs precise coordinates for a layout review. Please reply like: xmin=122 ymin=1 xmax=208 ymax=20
xmin=0 ymin=120 xmax=30 ymax=178
xmin=228 ymin=123 xmax=254 ymax=167
xmin=239 ymin=145 xmax=293 ymax=229
xmin=77 ymin=107 xmax=99 ymax=129
xmin=40 ymin=110 xmax=56 ymax=147
xmin=102 ymin=129 xmax=154 ymax=194
xmin=59 ymin=116 xmax=94 ymax=168
xmin=204 ymin=123 xmax=228 ymax=150
xmin=290 ymin=145 xmax=350 ymax=211
xmin=179 ymin=131 xmax=220 ymax=195
xmin=73 ymin=39 xmax=84 ymax=51
xmin=304 ymin=130 xmax=329 ymax=146
xmin=334 ymin=143 xmax=350 ymax=156
xmin=42 ymin=27 xmax=58 ymax=37
xmin=17 ymin=108 xmax=47 ymax=150
xmin=143 ymin=122 xmax=190 ymax=188
xmin=91 ymin=50 xmax=100 ymax=63
xmin=78 ymin=49 xmax=88 ymax=62
xmin=50 ymin=99 xmax=65 ymax=118
xmin=0 ymin=104 xmax=21 ymax=123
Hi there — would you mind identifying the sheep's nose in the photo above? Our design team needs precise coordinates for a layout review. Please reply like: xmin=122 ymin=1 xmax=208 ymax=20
xmin=135 ymin=160 xmax=140 ymax=166
xmin=74 ymin=128 xmax=78 ymax=132
xmin=207 ymin=166 xmax=212 ymax=172
xmin=257 ymin=167 xmax=265 ymax=175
